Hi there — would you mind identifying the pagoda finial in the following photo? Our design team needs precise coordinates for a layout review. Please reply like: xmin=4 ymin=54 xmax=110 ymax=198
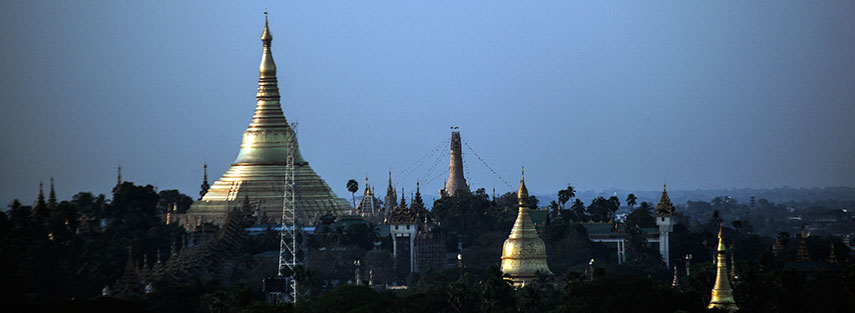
xmin=262 ymin=11 xmax=272 ymax=43
xmin=517 ymin=168 xmax=529 ymax=207
xmin=257 ymin=13 xmax=276 ymax=83
xmin=117 ymin=165 xmax=122 ymax=186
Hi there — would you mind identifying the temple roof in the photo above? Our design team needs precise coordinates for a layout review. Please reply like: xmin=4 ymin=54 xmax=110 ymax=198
xmin=655 ymin=184 xmax=675 ymax=217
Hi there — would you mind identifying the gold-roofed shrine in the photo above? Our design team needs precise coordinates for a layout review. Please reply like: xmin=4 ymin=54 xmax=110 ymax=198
xmin=179 ymin=18 xmax=350 ymax=228
xmin=500 ymin=170 xmax=553 ymax=286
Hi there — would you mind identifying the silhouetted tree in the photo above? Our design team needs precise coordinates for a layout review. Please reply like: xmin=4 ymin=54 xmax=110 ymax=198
xmin=346 ymin=179 xmax=359 ymax=207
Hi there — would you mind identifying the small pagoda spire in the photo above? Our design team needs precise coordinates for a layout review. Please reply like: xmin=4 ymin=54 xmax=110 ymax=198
xmin=399 ymin=188 xmax=407 ymax=209
xmin=708 ymin=224 xmax=738 ymax=311
xmin=518 ymin=167 xmax=528 ymax=207
xmin=117 ymin=165 xmax=122 ymax=186
xmin=199 ymin=163 xmax=210 ymax=200
xmin=48 ymin=177 xmax=57 ymax=210
xmin=38 ymin=181 xmax=45 ymax=205
xmin=33 ymin=181 xmax=48 ymax=219
xmin=385 ymin=170 xmax=397 ymax=210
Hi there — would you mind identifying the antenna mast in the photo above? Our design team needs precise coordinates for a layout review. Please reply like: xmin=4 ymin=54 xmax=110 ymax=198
xmin=276 ymin=122 xmax=301 ymax=303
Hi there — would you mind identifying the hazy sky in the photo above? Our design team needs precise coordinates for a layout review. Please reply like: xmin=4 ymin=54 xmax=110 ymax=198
xmin=2 ymin=1 xmax=854 ymax=205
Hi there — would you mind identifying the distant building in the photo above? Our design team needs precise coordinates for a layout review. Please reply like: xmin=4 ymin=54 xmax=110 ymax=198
xmin=587 ymin=185 xmax=677 ymax=266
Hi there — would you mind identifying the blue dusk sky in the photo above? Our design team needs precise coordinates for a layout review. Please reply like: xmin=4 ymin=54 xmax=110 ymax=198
xmin=1 ymin=1 xmax=853 ymax=205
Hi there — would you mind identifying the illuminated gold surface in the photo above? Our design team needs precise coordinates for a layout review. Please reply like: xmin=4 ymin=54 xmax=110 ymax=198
xmin=183 ymin=18 xmax=350 ymax=227
xmin=708 ymin=225 xmax=739 ymax=311
xmin=500 ymin=172 xmax=552 ymax=286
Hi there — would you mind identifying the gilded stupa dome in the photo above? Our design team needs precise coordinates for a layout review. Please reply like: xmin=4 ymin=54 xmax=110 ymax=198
xmin=500 ymin=170 xmax=552 ymax=286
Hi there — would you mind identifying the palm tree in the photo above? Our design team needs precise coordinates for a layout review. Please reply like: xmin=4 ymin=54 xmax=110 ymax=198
xmin=639 ymin=202 xmax=653 ymax=215
xmin=571 ymin=199 xmax=586 ymax=222
xmin=558 ymin=189 xmax=570 ymax=210
xmin=626 ymin=193 xmax=637 ymax=210
xmin=566 ymin=185 xmax=576 ymax=206
xmin=346 ymin=179 xmax=359 ymax=207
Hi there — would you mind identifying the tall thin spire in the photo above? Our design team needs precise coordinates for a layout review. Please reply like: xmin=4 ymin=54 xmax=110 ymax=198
xmin=385 ymin=170 xmax=397 ymax=210
xmin=48 ymin=177 xmax=57 ymax=210
xmin=34 ymin=181 xmax=47 ymax=219
xmin=708 ymin=225 xmax=738 ymax=311
xmin=443 ymin=130 xmax=468 ymax=197
xmin=200 ymin=163 xmax=210 ymax=200
xmin=117 ymin=165 xmax=122 ymax=186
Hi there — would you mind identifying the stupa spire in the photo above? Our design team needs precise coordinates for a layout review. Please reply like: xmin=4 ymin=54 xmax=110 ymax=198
xmin=48 ymin=177 xmax=57 ymax=210
xmin=385 ymin=170 xmax=397 ymax=210
xmin=500 ymin=170 xmax=552 ymax=287
xmin=442 ymin=129 xmax=468 ymax=197
xmin=708 ymin=225 xmax=738 ymax=311
xmin=34 ymin=181 xmax=47 ymax=219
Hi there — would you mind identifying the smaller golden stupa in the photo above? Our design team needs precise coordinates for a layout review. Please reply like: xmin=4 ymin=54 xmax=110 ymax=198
xmin=708 ymin=225 xmax=739 ymax=311
xmin=500 ymin=170 xmax=553 ymax=286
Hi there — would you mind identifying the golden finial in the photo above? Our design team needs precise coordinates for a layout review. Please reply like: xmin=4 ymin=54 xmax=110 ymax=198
xmin=517 ymin=167 xmax=529 ymax=207
xmin=261 ymin=11 xmax=272 ymax=42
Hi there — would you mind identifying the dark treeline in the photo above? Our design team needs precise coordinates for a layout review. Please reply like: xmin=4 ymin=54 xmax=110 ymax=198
xmin=1 ymin=183 xmax=854 ymax=312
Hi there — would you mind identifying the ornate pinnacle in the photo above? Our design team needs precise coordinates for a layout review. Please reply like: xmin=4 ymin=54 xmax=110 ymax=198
xmin=517 ymin=168 xmax=529 ymax=207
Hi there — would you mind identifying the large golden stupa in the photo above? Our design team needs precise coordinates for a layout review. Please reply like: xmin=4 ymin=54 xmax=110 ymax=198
xmin=500 ymin=171 xmax=553 ymax=286
xmin=180 ymin=18 xmax=350 ymax=228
